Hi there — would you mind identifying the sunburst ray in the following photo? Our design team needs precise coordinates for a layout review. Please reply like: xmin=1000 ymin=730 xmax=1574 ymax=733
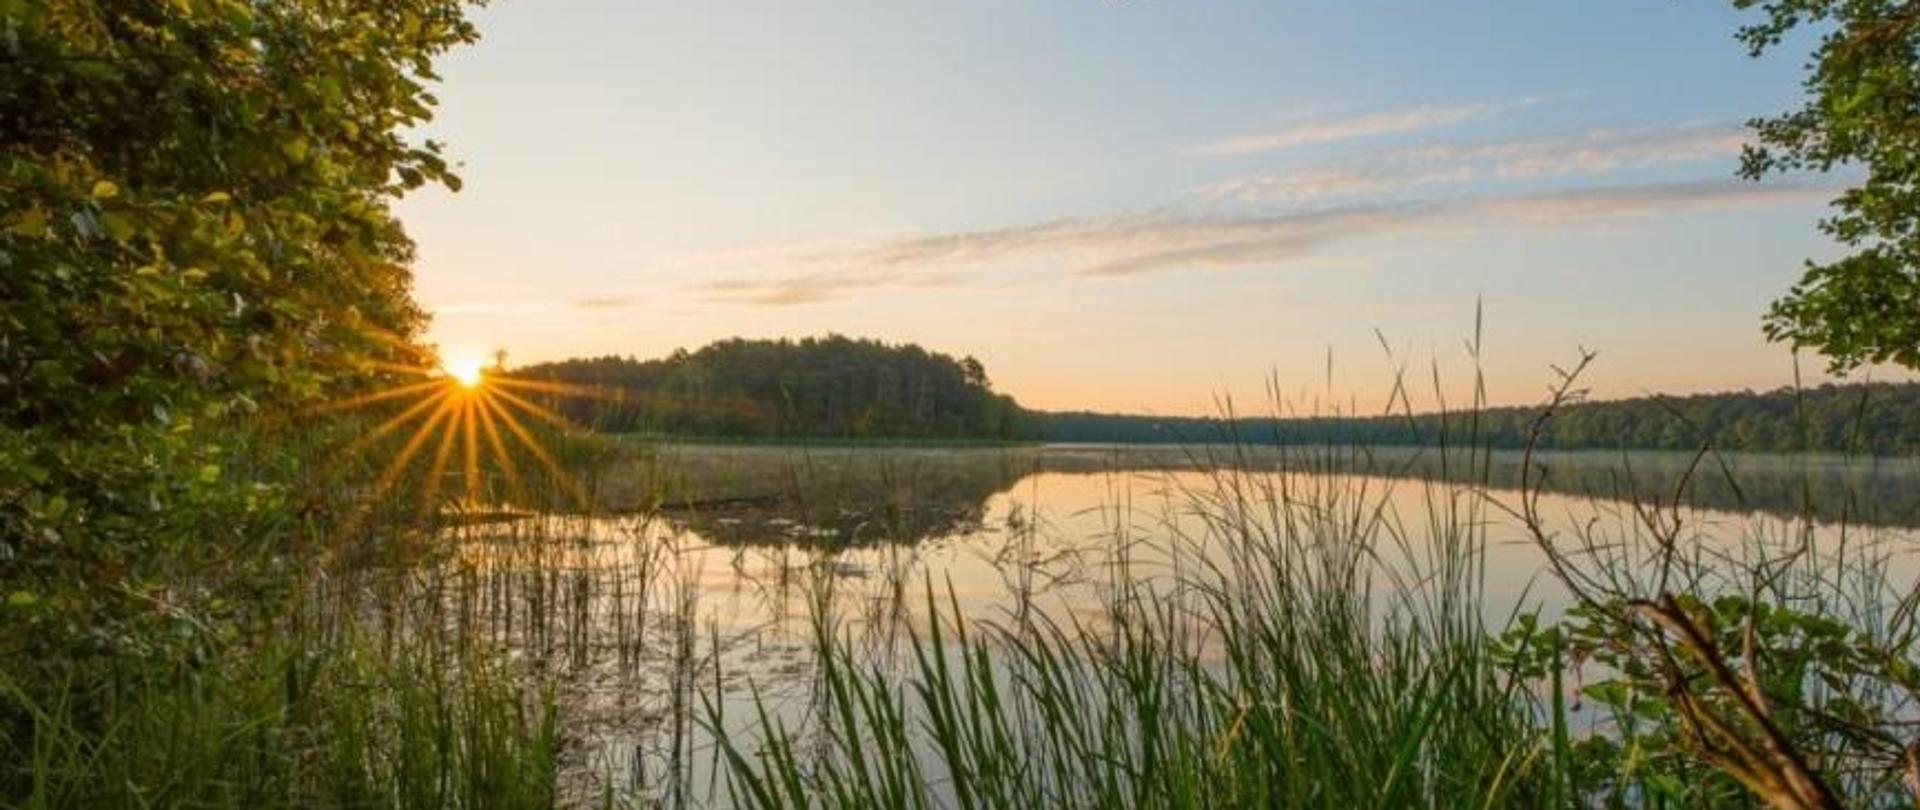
xmin=478 ymin=390 xmax=590 ymax=509
xmin=365 ymin=360 xmax=443 ymax=378
xmin=370 ymin=393 xmax=461 ymax=502
xmin=461 ymin=394 xmax=482 ymax=505
xmin=474 ymin=393 xmax=529 ymax=506
xmin=488 ymin=385 xmax=586 ymax=433
xmin=418 ymin=396 xmax=467 ymax=520
xmin=337 ymin=386 xmax=455 ymax=461
xmin=312 ymin=349 xmax=615 ymax=543
xmin=307 ymin=378 xmax=447 ymax=415
xmin=489 ymin=376 xmax=626 ymax=402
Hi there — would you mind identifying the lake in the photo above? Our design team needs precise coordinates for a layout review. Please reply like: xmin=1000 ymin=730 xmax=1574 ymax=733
xmin=397 ymin=443 xmax=1920 ymax=804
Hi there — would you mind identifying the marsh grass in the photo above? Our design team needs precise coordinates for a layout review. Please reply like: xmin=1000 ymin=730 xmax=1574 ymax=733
xmin=9 ymin=371 xmax=1919 ymax=809
xmin=3 ymin=604 xmax=559 ymax=808
xmin=0 ymin=415 xmax=578 ymax=809
xmin=705 ymin=441 xmax=1561 ymax=808
xmin=685 ymin=363 xmax=1920 ymax=807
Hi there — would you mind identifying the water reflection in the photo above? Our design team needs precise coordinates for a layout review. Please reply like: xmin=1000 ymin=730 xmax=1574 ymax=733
xmin=1034 ymin=444 xmax=1920 ymax=530
xmin=409 ymin=447 xmax=1920 ymax=804
xmin=593 ymin=445 xmax=1920 ymax=546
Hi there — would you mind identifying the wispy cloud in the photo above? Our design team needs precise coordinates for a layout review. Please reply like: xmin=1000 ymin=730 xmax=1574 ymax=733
xmin=699 ymin=271 xmax=900 ymax=307
xmin=1078 ymin=180 xmax=1820 ymax=278
xmin=1195 ymin=122 xmax=1749 ymax=206
xmin=697 ymin=267 xmax=961 ymax=307
xmin=1195 ymin=165 xmax=1474 ymax=206
xmin=571 ymin=295 xmax=639 ymax=310
xmin=1409 ymin=122 xmax=1747 ymax=179
xmin=694 ymin=179 xmax=1828 ymax=304
xmin=1192 ymin=103 xmax=1500 ymax=156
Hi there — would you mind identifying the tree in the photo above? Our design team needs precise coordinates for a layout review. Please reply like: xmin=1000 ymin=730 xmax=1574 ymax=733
xmin=1 ymin=0 xmax=478 ymax=662
xmin=1735 ymin=0 xmax=1920 ymax=371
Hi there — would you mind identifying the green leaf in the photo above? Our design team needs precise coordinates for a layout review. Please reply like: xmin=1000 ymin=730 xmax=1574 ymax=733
xmin=99 ymin=211 xmax=135 ymax=243
xmin=8 ymin=206 xmax=48 ymax=238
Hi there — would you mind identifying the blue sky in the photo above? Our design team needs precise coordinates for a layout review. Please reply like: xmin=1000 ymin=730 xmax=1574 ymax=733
xmin=398 ymin=1 xmax=1892 ymax=414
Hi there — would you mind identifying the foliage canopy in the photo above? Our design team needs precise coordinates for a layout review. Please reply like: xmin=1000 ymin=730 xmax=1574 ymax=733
xmin=1736 ymin=0 xmax=1920 ymax=370
xmin=1 ymin=0 xmax=476 ymax=663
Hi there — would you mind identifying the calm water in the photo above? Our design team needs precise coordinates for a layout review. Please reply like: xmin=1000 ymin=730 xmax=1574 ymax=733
xmin=411 ymin=445 xmax=1920 ymax=804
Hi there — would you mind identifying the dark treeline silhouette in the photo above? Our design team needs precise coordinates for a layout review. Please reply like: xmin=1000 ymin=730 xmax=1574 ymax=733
xmin=1039 ymin=382 xmax=1920 ymax=456
xmin=516 ymin=337 xmax=1920 ymax=455
xmin=511 ymin=336 xmax=1029 ymax=439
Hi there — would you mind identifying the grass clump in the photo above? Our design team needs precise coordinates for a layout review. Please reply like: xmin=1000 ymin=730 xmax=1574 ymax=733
xmin=3 ymin=615 xmax=557 ymax=809
xmin=713 ymin=447 xmax=1556 ymax=808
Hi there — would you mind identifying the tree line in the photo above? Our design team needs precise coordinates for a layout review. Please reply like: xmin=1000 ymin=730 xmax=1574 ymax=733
xmin=515 ymin=338 xmax=1920 ymax=456
xmin=1038 ymin=381 xmax=1920 ymax=456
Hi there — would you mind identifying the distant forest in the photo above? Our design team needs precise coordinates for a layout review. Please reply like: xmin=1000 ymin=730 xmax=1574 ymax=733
xmin=510 ymin=336 xmax=1030 ymax=439
xmin=511 ymin=339 xmax=1920 ymax=455
xmin=1042 ymin=382 xmax=1920 ymax=456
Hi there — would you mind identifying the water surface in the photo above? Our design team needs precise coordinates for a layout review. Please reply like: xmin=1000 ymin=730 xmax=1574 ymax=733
xmin=411 ymin=444 xmax=1920 ymax=804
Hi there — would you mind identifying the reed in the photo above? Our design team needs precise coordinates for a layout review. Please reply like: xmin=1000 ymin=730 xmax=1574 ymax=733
xmin=9 ymin=377 xmax=1917 ymax=808
xmin=709 ymin=443 xmax=1557 ymax=808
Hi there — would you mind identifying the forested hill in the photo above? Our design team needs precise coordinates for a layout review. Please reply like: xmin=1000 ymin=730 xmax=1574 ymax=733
xmin=1037 ymin=382 xmax=1920 ymax=456
xmin=510 ymin=336 xmax=1029 ymax=439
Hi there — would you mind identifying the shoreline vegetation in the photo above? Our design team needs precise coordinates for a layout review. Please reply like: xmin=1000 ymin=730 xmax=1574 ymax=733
xmin=11 ymin=2 xmax=1920 ymax=808
xmin=13 ymin=411 xmax=1920 ymax=805
xmin=516 ymin=337 xmax=1920 ymax=457
xmin=11 ymin=324 xmax=1918 ymax=805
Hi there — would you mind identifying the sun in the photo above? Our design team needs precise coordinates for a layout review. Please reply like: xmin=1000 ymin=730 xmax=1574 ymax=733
xmin=443 ymin=354 xmax=486 ymax=389
xmin=309 ymin=335 xmax=618 ymax=524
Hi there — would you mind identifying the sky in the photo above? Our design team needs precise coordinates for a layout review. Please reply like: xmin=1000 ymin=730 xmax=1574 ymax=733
xmin=396 ymin=0 xmax=1900 ymax=416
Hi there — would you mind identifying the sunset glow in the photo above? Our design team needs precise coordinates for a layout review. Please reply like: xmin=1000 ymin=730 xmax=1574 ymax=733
xmin=398 ymin=2 xmax=1914 ymax=413
xmin=311 ymin=348 xmax=612 ymax=523
xmin=443 ymin=354 xmax=486 ymax=389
